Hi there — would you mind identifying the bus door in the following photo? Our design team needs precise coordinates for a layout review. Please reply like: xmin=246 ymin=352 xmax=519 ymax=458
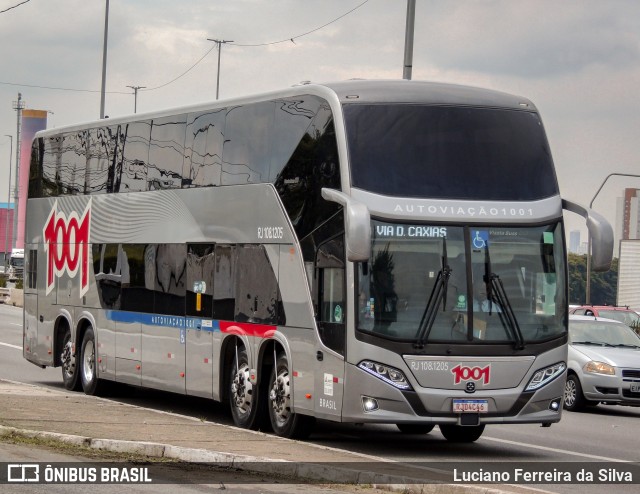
xmin=23 ymin=247 xmax=45 ymax=365
xmin=314 ymin=236 xmax=346 ymax=419
xmin=185 ymin=244 xmax=216 ymax=398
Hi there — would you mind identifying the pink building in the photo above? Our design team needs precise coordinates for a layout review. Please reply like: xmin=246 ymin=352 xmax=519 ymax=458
xmin=0 ymin=206 xmax=15 ymax=262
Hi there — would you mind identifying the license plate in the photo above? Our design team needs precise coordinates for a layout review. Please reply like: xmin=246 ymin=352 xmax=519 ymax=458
xmin=453 ymin=399 xmax=489 ymax=413
xmin=631 ymin=383 xmax=640 ymax=393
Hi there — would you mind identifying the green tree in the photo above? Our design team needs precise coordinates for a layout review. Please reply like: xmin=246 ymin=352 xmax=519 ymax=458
xmin=567 ymin=253 xmax=618 ymax=305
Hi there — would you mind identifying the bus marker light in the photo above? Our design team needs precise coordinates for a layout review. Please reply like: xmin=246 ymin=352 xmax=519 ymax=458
xmin=135 ymin=365 xmax=141 ymax=370
xmin=305 ymin=394 xmax=312 ymax=400
xmin=180 ymin=372 xmax=185 ymax=378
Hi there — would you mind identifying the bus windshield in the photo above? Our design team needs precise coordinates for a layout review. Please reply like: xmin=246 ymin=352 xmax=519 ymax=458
xmin=344 ymin=104 xmax=558 ymax=201
xmin=357 ymin=221 xmax=566 ymax=344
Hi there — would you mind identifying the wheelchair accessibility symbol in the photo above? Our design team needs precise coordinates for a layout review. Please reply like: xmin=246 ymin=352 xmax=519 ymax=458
xmin=472 ymin=230 xmax=489 ymax=249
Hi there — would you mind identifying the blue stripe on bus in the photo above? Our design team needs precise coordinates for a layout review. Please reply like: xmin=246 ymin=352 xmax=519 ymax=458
xmin=105 ymin=310 xmax=220 ymax=333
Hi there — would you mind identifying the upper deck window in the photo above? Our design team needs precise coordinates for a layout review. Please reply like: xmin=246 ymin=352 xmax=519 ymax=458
xmin=345 ymin=104 xmax=558 ymax=201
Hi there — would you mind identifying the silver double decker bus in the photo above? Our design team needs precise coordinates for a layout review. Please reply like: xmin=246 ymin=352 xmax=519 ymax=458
xmin=23 ymin=80 xmax=612 ymax=442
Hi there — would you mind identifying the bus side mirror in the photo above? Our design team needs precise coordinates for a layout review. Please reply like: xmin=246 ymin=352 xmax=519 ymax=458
xmin=562 ymin=199 xmax=614 ymax=271
xmin=321 ymin=188 xmax=371 ymax=262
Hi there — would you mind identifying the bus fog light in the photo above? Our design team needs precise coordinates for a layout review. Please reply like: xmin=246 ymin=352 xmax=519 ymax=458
xmin=362 ymin=396 xmax=379 ymax=412
xmin=525 ymin=362 xmax=566 ymax=391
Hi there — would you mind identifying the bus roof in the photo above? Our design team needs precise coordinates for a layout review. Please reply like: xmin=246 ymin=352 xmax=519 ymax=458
xmin=34 ymin=79 xmax=536 ymax=138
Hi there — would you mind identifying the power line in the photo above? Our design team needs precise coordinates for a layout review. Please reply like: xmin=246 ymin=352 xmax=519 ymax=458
xmin=0 ymin=0 xmax=31 ymax=15
xmin=141 ymin=44 xmax=217 ymax=92
xmin=143 ymin=1 xmax=369 ymax=92
xmin=0 ymin=80 xmax=130 ymax=94
xmin=231 ymin=0 xmax=369 ymax=47
xmin=0 ymin=0 xmax=370 ymax=95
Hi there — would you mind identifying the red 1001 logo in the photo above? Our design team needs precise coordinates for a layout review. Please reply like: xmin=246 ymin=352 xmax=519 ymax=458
xmin=43 ymin=200 xmax=92 ymax=297
xmin=451 ymin=364 xmax=491 ymax=385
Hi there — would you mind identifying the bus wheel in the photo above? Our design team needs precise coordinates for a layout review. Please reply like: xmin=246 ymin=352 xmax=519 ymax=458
xmin=268 ymin=352 xmax=315 ymax=439
xmin=229 ymin=346 xmax=262 ymax=430
xmin=439 ymin=424 xmax=485 ymax=442
xmin=80 ymin=328 xmax=101 ymax=395
xmin=396 ymin=423 xmax=435 ymax=434
xmin=60 ymin=325 xmax=80 ymax=391
xmin=563 ymin=374 xmax=586 ymax=412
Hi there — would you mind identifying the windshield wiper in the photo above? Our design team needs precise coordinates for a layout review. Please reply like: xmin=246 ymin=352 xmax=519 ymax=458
xmin=415 ymin=238 xmax=451 ymax=348
xmin=484 ymin=246 xmax=525 ymax=350
xmin=572 ymin=340 xmax=615 ymax=347
xmin=612 ymin=343 xmax=640 ymax=349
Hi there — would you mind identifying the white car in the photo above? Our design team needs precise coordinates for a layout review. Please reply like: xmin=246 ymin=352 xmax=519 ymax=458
xmin=565 ymin=315 xmax=640 ymax=411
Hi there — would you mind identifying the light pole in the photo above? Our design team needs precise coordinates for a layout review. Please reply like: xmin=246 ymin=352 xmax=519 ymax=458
xmin=403 ymin=0 xmax=416 ymax=80
xmin=3 ymin=135 xmax=12 ymax=270
xmin=207 ymin=39 xmax=233 ymax=100
xmin=126 ymin=86 xmax=146 ymax=113
xmin=12 ymin=93 xmax=24 ymax=250
xmin=100 ymin=0 xmax=110 ymax=119
xmin=586 ymin=172 xmax=640 ymax=304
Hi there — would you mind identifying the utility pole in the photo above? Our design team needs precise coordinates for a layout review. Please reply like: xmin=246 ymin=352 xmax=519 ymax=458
xmin=126 ymin=85 xmax=146 ymax=113
xmin=11 ymin=94 xmax=24 ymax=250
xmin=403 ymin=0 xmax=416 ymax=80
xmin=100 ymin=0 xmax=110 ymax=118
xmin=3 ymin=134 xmax=11 ymax=269
xmin=207 ymin=38 xmax=233 ymax=99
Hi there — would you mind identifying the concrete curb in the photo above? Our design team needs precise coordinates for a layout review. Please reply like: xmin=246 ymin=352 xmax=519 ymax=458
xmin=0 ymin=424 xmax=515 ymax=493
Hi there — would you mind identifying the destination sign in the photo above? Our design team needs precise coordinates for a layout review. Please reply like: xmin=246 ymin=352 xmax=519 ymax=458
xmin=374 ymin=225 xmax=448 ymax=239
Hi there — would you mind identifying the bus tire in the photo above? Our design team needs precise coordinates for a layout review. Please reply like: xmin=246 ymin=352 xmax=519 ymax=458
xmin=439 ymin=424 xmax=485 ymax=442
xmin=80 ymin=327 xmax=101 ymax=395
xmin=60 ymin=324 xmax=81 ymax=391
xmin=229 ymin=346 xmax=263 ymax=430
xmin=396 ymin=423 xmax=435 ymax=434
xmin=268 ymin=352 xmax=315 ymax=439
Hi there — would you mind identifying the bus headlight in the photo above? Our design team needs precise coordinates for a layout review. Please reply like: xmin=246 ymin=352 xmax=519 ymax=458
xmin=358 ymin=360 xmax=413 ymax=391
xmin=584 ymin=361 xmax=615 ymax=375
xmin=525 ymin=362 xmax=566 ymax=391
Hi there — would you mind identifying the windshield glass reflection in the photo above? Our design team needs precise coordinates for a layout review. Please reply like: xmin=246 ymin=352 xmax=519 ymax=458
xmin=357 ymin=221 xmax=566 ymax=344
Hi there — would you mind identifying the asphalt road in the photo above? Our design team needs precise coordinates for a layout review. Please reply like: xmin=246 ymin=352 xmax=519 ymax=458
xmin=1 ymin=303 xmax=639 ymax=494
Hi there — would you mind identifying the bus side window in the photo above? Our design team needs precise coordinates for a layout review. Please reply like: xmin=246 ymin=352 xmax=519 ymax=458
xmin=235 ymin=244 xmax=282 ymax=325
xmin=213 ymin=245 xmax=236 ymax=321
xmin=315 ymin=236 xmax=345 ymax=356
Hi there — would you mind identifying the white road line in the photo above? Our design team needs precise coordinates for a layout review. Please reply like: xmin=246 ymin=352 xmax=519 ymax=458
xmin=483 ymin=435 xmax=629 ymax=462
xmin=0 ymin=342 xmax=21 ymax=350
xmin=9 ymin=323 xmax=22 ymax=326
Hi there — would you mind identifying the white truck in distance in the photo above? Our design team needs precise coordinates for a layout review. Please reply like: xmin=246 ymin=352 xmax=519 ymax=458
xmin=7 ymin=248 xmax=24 ymax=281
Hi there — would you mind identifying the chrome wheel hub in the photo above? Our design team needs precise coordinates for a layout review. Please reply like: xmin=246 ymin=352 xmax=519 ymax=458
xmin=231 ymin=364 xmax=253 ymax=414
xmin=83 ymin=340 xmax=95 ymax=383
xmin=61 ymin=340 xmax=75 ymax=379
xmin=270 ymin=368 xmax=291 ymax=426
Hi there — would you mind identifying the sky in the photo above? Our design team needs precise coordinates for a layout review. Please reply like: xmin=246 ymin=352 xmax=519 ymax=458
xmin=0 ymin=0 xmax=639 ymax=253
